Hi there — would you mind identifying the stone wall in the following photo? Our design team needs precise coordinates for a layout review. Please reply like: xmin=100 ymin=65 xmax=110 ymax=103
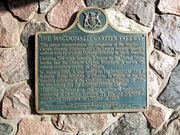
xmin=0 ymin=0 xmax=179 ymax=135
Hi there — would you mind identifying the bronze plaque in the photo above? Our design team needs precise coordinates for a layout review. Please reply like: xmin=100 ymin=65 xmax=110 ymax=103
xmin=35 ymin=7 xmax=148 ymax=113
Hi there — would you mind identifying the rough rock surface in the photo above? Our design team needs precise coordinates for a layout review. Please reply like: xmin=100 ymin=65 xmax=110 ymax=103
xmin=21 ymin=21 xmax=50 ymax=48
xmin=7 ymin=0 xmax=38 ymax=21
xmin=154 ymin=109 xmax=180 ymax=135
xmin=103 ymin=113 xmax=150 ymax=135
xmin=0 ymin=79 xmax=6 ymax=101
xmin=153 ymin=14 xmax=180 ymax=56
xmin=158 ymin=0 xmax=180 ymax=16
xmin=144 ymin=105 xmax=165 ymax=128
xmin=38 ymin=0 xmax=58 ymax=13
xmin=0 ymin=47 xmax=29 ymax=83
xmin=16 ymin=119 xmax=56 ymax=135
xmin=149 ymin=68 xmax=162 ymax=98
xmin=20 ymin=21 xmax=51 ymax=79
xmin=0 ymin=0 xmax=179 ymax=134
xmin=105 ymin=8 xmax=152 ymax=32
xmin=149 ymin=50 xmax=177 ymax=79
xmin=103 ymin=121 xmax=119 ymax=135
xmin=158 ymin=64 xmax=180 ymax=108
xmin=2 ymin=82 xmax=34 ymax=118
xmin=112 ymin=0 xmax=128 ymax=10
xmin=86 ymin=0 xmax=117 ymax=9
xmin=0 ymin=12 xmax=20 ymax=47
xmin=120 ymin=0 xmax=155 ymax=27
xmin=0 ymin=123 xmax=13 ymax=135
xmin=147 ymin=32 xmax=155 ymax=55
xmin=47 ymin=0 xmax=85 ymax=29
xmin=52 ymin=114 xmax=109 ymax=134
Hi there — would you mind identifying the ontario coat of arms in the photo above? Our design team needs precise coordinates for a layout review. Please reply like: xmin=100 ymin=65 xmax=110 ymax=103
xmin=83 ymin=12 xmax=102 ymax=29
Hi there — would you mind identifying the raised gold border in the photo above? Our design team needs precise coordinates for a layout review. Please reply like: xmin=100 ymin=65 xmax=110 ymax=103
xmin=77 ymin=7 xmax=108 ymax=33
xmin=35 ymin=6 xmax=149 ymax=114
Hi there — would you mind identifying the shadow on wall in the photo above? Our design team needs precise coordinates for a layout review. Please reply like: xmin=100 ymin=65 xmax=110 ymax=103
xmin=27 ymin=79 xmax=36 ymax=114
xmin=0 ymin=0 xmax=39 ymax=9
xmin=0 ymin=0 xmax=46 ymax=80
xmin=0 ymin=0 xmax=46 ymax=12
xmin=27 ymin=35 xmax=35 ymax=81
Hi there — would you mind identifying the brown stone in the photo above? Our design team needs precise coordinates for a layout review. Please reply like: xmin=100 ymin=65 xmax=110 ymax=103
xmin=2 ymin=82 xmax=34 ymax=118
xmin=16 ymin=119 xmax=56 ymax=135
xmin=52 ymin=114 xmax=109 ymax=134
xmin=7 ymin=0 xmax=38 ymax=21
xmin=149 ymin=50 xmax=177 ymax=79
xmin=154 ymin=109 xmax=180 ymax=135
xmin=158 ymin=0 xmax=180 ymax=16
xmin=0 ymin=47 xmax=29 ymax=83
xmin=0 ymin=12 xmax=20 ymax=47
xmin=149 ymin=68 xmax=162 ymax=98
xmin=144 ymin=105 xmax=165 ymax=128
xmin=47 ymin=0 xmax=85 ymax=29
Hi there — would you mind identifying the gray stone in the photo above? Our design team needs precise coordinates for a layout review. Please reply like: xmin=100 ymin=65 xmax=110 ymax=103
xmin=103 ymin=113 xmax=150 ymax=135
xmin=153 ymin=14 xmax=180 ymax=56
xmin=0 ymin=123 xmax=13 ymax=135
xmin=20 ymin=21 xmax=51 ymax=79
xmin=21 ymin=21 xmax=50 ymax=48
xmin=121 ymin=0 xmax=155 ymax=27
xmin=38 ymin=0 xmax=58 ymax=13
xmin=102 ymin=121 xmax=119 ymax=135
xmin=86 ymin=0 xmax=117 ymax=8
xmin=105 ymin=8 xmax=153 ymax=32
xmin=158 ymin=64 xmax=180 ymax=108
xmin=113 ymin=0 xmax=128 ymax=10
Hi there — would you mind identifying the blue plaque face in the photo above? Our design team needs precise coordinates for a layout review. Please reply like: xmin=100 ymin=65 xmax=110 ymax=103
xmin=35 ymin=7 xmax=148 ymax=113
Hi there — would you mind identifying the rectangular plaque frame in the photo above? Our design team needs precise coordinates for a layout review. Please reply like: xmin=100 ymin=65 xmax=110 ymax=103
xmin=35 ymin=7 xmax=149 ymax=113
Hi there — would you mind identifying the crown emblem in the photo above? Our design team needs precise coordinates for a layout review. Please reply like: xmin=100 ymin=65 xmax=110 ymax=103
xmin=83 ymin=12 xmax=102 ymax=29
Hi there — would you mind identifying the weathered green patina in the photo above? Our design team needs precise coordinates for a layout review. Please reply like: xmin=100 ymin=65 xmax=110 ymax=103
xmin=35 ymin=7 xmax=148 ymax=113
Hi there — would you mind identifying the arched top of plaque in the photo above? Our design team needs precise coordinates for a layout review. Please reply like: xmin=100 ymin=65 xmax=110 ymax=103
xmin=77 ymin=7 xmax=108 ymax=33
xmin=35 ymin=6 xmax=148 ymax=114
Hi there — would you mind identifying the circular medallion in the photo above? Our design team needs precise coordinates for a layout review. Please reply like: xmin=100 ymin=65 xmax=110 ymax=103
xmin=77 ymin=7 xmax=108 ymax=33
